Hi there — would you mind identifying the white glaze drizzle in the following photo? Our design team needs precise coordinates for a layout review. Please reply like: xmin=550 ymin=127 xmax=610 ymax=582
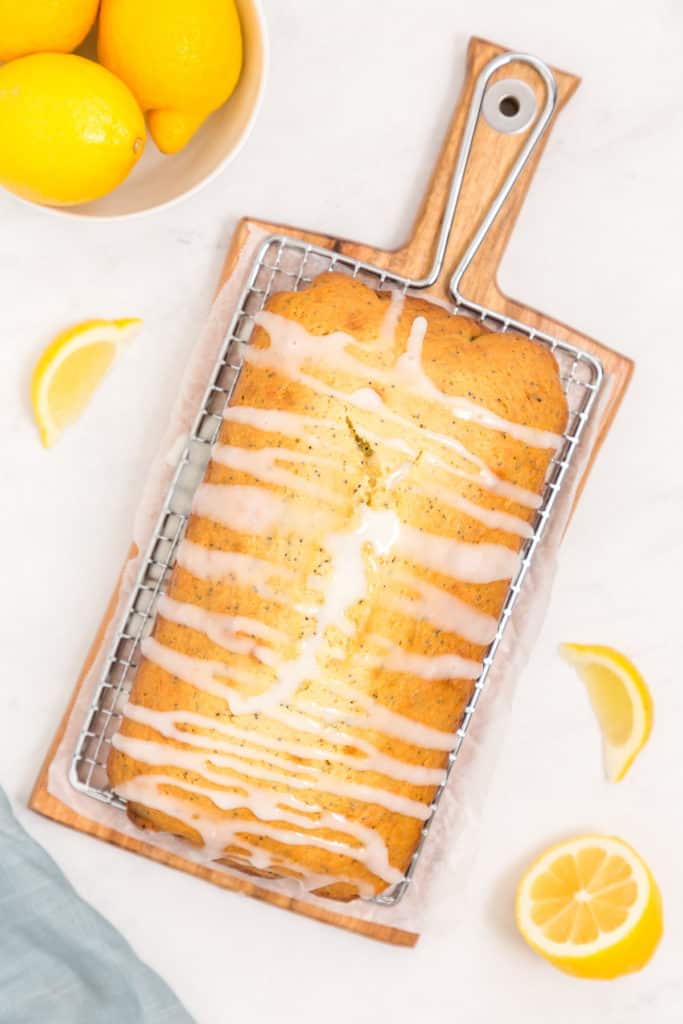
xmin=297 ymin=685 xmax=458 ymax=752
xmin=397 ymin=525 xmax=520 ymax=583
xmin=225 ymin=390 xmax=541 ymax=514
xmin=385 ymin=460 xmax=413 ymax=490
xmin=211 ymin=444 xmax=339 ymax=503
xmin=223 ymin=404 xmax=328 ymax=444
xmin=141 ymin=636 xmax=267 ymax=699
xmin=396 ymin=314 xmax=428 ymax=366
xmin=377 ymin=289 xmax=405 ymax=350
xmin=122 ymin=701 xmax=445 ymax=786
xmin=367 ymin=633 xmax=481 ymax=680
xmin=215 ymin=429 xmax=535 ymax=537
xmin=144 ymin=506 xmax=404 ymax=714
xmin=191 ymin=483 xmax=517 ymax=585
xmin=340 ymin=417 xmax=541 ymax=510
xmin=245 ymin=336 xmax=543 ymax=510
xmin=420 ymin=481 xmax=533 ymax=538
xmin=348 ymin=386 xmax=386 ymax=411
xmin=253 ymin=310 xmax=563 ymax=450
xmin=176 ymin=539 xmax=294 ymax=601
xmin=381 ymin=645 xmax=481 ymax=681
xmin=386 ymin=571 xmax=497 ymax=646
xmin=393 ymin=315 xmax=562 ymax=450
xmin=113 ymin=729 xmax=430 ymax=821
xmin=245 ymin=339 xmax=493 ymax=476
xmin=114 ymin=772 xmax=403 ymax=885
xmin=156 ymin=595 xmax=281 ymax=665
xmin=418 ymin=449 xmax=541 ymax=510
xmin=193 ymin=483 xmax=298 ymax=535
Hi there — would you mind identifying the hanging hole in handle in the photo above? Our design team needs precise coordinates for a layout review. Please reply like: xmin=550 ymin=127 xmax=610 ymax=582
xmin=482 ymin=78 xmax=537 ymax=135
xmin=498 ymin=94 xmax=520 ymax=117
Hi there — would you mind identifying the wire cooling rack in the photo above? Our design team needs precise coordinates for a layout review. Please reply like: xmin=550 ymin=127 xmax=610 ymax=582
xmin=69 ymin=232 xmax=603 ymax=905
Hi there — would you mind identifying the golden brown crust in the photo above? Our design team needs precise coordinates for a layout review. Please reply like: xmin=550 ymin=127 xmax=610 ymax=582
xmin=108 ymin=272 xmax=567 ymax=900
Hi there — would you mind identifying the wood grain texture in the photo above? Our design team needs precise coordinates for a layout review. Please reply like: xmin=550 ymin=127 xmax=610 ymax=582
xmin=30 ymin=36 xmax=632 ymax=947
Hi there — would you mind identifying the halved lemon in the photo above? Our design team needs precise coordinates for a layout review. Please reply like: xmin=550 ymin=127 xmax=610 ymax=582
xmin=559 ymin=643 xmax=653 ymax=782
xmin=31 ymin=318 xmax=141 ymax=447
xmin=517 ymin=835 xmax=663 ymax=979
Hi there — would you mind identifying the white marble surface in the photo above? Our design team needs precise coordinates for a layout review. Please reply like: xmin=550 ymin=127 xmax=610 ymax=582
xmin=1 ymin=1 xmax=682 ymax=1021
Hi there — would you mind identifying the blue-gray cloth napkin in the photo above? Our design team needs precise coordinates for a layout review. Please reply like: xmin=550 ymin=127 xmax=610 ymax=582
xmin=0 ymin=788 xmax=194 ymax=1024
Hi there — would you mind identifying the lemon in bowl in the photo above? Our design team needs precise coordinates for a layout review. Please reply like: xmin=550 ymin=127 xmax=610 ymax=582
xmin=0 ymin=53 xmax=146 ymax=207
xmin=0 ymin=0 xmax=99 ymax=60
xmin=98 ymin=0 xmax=243 ymax=155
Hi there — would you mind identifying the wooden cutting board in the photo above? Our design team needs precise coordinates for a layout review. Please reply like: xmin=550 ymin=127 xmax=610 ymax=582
xmin=30 ymin=37 xmax=633 ymax=948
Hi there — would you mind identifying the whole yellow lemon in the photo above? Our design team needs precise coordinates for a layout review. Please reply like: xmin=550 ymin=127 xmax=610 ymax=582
xmin=98 ymin=0 xmax=243 ymax=154
xmin=0 ymin=54 xmax=146 ymax=207
xmin=0 ymin=0 xmax=100 ymax=61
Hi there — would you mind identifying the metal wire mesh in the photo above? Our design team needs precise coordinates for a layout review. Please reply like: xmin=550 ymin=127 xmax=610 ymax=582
xmin=69 ymin=233 xmax=603 ymax=904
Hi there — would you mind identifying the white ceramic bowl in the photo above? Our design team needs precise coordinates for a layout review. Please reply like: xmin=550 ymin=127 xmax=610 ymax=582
xmin=36 ymin=0 xmax=267 ymax=219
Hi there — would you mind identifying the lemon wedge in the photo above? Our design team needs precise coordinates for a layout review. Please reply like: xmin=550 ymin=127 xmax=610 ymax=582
xmin=516 ymin=834 xmax=662 ymax=979
xmin=31 ymin=318 xmax=141 ymax=447
xmin=559 ymin=643 xmax=653 ymax=782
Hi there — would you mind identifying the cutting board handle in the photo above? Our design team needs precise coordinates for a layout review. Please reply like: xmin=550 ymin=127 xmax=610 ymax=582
xmin=339 ymin=37 xmax=580 ymax=307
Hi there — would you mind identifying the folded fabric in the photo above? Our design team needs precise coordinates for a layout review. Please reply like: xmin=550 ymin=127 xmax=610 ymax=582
xmin=0 ymin=788 xmax=194 ymax=1024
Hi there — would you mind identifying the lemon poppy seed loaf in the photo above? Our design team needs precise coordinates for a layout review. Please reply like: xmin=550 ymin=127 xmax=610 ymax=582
xmin=108 ymin=272 xmax=567 ymax=901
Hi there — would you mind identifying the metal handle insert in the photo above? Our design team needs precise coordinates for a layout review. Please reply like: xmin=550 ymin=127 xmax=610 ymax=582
xmin=407 ymin=51 xmax=558 ymax=300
